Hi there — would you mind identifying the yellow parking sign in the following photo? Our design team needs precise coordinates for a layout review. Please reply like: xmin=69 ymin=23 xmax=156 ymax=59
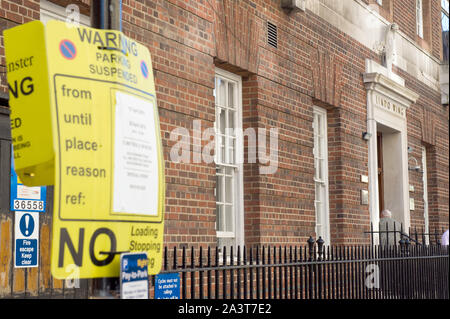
xmin=5 ymin=21 xmax=165 ymax=279
xmin=5 ymin=21 xmax=54 ymax=186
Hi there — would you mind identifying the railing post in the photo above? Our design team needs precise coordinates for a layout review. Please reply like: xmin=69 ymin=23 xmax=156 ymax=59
xmin=370 ymin=222 xmax=374 ymax=246
xmin=300 ymin=247 xmax=304 ymax=299
xmin=262 ymin=246 xmax=266 ymax=300
xmin=317 ymin=237 xmax=324 ymax=259
xmin=237 ymin=246 xmax=241 ymax=299
xmin=230 ymin=246 xmax=234 ymax=300
xmin=278 ymin=246 xmax=282 ymax=299
xmin=207 ymin=247 xmax=211 ymax=299
xmin=191 ymin=247 xmax=195 ymax=299
xmin=289 ymin=246 xmax=293 ymax=299
xmin=294 ymin=246 xmax=298 ymax=299
xmin=223 ymin=246 xmax=227 ymax=299
xmin=163 ymin=246 xmax=168 ymax=271
xmin=199 ymin=246 xmax=203 ymax=299
xmin=283 ymin=246 xmax=288 ymax=299
xmin=273 ymin=247 xmax=277 ymax=299
xmin=256 ymin=246 xmax=260 ymax=299
xmin=267 ymin=247 xmax=272 ymax=299
xmin=405 ymin=237 xmax=411 ymax=298
xmin=405 ymin=239 xmax=411 ymax=299
xmin=399 ymin=238 xmax=406 ymax=299
xmin=215 ymin=246 xmax=219 ymax=299
xmin=249 ymin=247 xmax=253 ymax=299
xmin=422 ymin=227 xmax=426 ymax=246
xmin=243 ymin=246 xmax=247 ymax=299
xmin=307 ymin=236 xmax=315 ymax=299
xmin=173 ymin=246 xmax=177 ymax=271
xmin=316 ymin=237 xmax=324 ymax=299
xmin=307 ymin=236 xmax=315 ymax=258
xmin=182 ymin=246 xmax=186 ymax=299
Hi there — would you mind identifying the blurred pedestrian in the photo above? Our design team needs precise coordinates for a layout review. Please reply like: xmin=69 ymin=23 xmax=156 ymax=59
xmin=442 ymin=229 xmax=449 ymax=246
xmin=379 ymin=209 xmax=401 ymax=246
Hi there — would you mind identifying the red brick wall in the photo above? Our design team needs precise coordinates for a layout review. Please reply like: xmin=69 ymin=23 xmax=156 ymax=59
xmin=392 ymin=0 xmax=442 ymax=60
xmin=430 ymin=0 xmax=444 ymax=60
xmin=393 ymin=0 xmax=418 ymax=43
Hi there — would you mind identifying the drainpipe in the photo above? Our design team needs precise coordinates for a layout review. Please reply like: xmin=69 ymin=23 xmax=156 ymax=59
xmin=91 ymin=0 xmax=122 ymax=31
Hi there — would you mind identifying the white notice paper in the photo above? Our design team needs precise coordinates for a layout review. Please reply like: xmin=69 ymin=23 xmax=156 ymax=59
xmin=121 ymin=281 xmax=149 ymax=299
xmin=113 ymin=91 xmax=159 ymax=216
xmin=17 ymin=185 xmax=41 ymax=200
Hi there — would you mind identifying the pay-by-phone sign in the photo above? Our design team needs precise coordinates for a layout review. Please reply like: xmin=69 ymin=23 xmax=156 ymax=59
xmin=120 ymin=252 xmax=149 ymax=299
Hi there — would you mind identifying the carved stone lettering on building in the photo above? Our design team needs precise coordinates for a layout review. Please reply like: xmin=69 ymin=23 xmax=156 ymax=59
xmin=374 ymin=93 xmax=405 ymax=118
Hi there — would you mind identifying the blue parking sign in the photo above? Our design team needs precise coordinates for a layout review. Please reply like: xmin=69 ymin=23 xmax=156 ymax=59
xmin=120 ymin=252 xmax=149 ymax=299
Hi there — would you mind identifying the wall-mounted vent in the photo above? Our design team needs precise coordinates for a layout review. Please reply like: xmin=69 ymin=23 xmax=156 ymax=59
xmin=267 ymin=21 xmax=277 ymax=49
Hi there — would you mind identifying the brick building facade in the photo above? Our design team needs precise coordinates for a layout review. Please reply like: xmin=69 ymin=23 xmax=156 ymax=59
xmin=0 ymin=0 xmax=448 ymax=296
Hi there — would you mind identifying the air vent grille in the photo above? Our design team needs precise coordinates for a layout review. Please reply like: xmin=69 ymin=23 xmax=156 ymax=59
xmin=267 ymin=21 xmax=277 ymax=49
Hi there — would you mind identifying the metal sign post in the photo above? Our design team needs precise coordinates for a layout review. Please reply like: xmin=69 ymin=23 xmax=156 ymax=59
xmin=91 ymin=0 xmax=122 ymax=31
xmin=90 ymin=0 xmax=122 ymax=299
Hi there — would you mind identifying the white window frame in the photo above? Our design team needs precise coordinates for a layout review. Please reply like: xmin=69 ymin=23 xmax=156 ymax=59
xmin=421 ymin=146 xmax=429 ymax=245
xmin=442 ymin=0 xmax=449 ymax=62
xmin=214 ymin=68 xmax=244 ymax=249
xmin=313 ymin=106 xmax=330 ymax=245
xmin=40 ymin=0 xmax=91 ymax=26
xmin=416 ymin=0 xmax=424 ymax=38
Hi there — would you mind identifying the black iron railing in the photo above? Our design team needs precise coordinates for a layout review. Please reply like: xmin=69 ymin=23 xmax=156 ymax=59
xmin=365 ymin=222 xmax=446 ymax=246
xmin=152 ymin=238 xmax=449 ymax=299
